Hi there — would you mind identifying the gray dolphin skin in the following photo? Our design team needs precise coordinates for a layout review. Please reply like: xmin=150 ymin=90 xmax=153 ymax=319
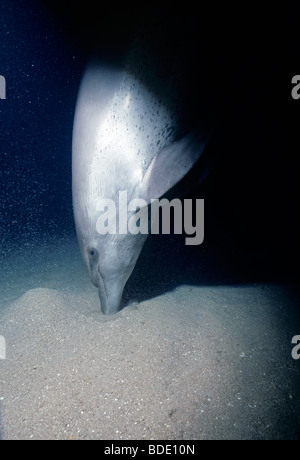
xmin=72 ymin=46 xmax=211 ymax=314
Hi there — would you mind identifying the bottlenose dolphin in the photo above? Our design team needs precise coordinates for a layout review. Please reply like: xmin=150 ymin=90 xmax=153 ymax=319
xmin=72 ymin=39 xmax=212 ymax=314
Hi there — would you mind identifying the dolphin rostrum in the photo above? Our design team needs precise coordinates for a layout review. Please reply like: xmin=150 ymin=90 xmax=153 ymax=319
xmin=72 ymin=44 xmax=212 ymax=314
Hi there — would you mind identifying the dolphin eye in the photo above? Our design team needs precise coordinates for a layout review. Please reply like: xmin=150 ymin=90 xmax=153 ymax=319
xmin=88 ymin=248 xmax=97 ymax=257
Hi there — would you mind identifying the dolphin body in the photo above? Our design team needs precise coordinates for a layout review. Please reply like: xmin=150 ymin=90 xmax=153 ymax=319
xmin=72 ymin=36 xmax=212 ymax=315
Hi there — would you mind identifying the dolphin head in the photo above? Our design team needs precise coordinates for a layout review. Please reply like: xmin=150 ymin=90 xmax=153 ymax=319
xmin=78 ymin=232 xmax=148 ymax=315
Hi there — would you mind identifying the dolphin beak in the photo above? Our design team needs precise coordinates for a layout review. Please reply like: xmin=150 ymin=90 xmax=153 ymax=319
xmin=97 ymin=273 xmax=124 ymax=315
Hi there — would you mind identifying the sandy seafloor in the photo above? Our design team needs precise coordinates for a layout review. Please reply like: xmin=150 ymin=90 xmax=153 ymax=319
xmin=0 ymin=232 xmax=299 ymax=440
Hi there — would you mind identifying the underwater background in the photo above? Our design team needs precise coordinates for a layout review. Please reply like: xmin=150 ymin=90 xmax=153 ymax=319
xmin=0 ymin=0 xmax=300 ymax=440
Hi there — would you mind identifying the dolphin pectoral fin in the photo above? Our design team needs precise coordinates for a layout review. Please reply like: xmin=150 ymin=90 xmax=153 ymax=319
xmin=139 ymin=124 xmax=212 ymax=203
